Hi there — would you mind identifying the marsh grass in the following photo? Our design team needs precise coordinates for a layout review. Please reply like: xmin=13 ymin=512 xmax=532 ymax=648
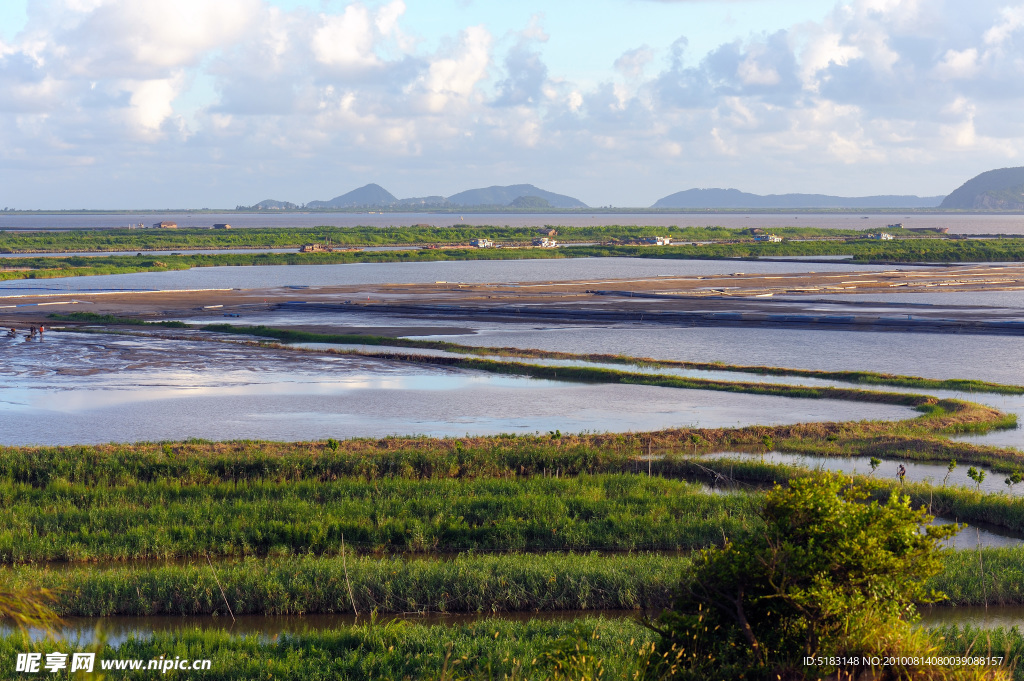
xmin=10 ymin=548 xmax=1024 ymax=618
xmin=4 ymin=553 xmax=689 ymax=617
xmin=0 ymin=475 xmax=762 ymax=562
xmin=7 ymin=236 xmax=1024 ymax=280
xmin=0 ymin=617 xmax=662 ymax=681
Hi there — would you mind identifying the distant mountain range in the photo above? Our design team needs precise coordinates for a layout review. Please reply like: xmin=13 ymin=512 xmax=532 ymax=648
xmin=243 ymin=167 xmax=1024 ymax=211
xmin=651 ymin=188 xmax=943 ymax=209
xmin=250 ymin=183 xmax=588 ymax=210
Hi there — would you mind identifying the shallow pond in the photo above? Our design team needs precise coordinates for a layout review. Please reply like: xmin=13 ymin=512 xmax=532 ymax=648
xmin=7 ymin=603 xmax=1024 ymax=646
xmin=699 ymin=451 xmax=1021 ymax=498
xmin=0 ymin=332 xmax=916 ymax=445
xmin=1 ymin=610 xmax=633 ymax=646
xmin=918 ymin=605 xmax=1024 ymax=629
xmin=0 ymin=258 xmax=907 ymax=297
xmin=434 ymin=321 xmax=1024 ymax=386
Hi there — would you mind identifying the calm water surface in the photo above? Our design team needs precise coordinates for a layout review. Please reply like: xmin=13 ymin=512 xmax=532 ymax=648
xmin=0 ymin=332 xmax=914 ymax=445
xmin=0 ymin=258 xmax=905 ymax=297
xmin=431 ymin=323 xmax=1024 ymax=385
xmin=6 ymin=602 xmax=1020 ymax=645
xmin=3 ymin=212 xmax=1024 ymax=234
xmin=699 ymin=451 xmax=1021 ymax=498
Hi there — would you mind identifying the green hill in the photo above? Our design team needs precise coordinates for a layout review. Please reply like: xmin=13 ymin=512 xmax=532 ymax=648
xmin=306 ymin=183 xmax=397 ymax=209
xmin=446 ymin=184 xmax=587 ymax=208
xmin=940 ymin=167 xmax=1024 ymax=209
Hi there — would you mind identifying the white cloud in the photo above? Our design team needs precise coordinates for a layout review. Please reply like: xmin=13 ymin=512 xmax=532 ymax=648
xmin=737 ymin=55 xmax=780 ymax=86
xmin=62 ymin=0 xmax=261 ymax=77
xmin=984 ymin=6 xmax=1024 ymax=45
xmin=935 ymin=48 xmax=980 ymax=80
xmin=5 ymin=0 xmax=1024 ymax=207
xmin=126 ymin=75 xmax=181 ymax=133
xmin=614 ymin=46 xmax=654 ymax=81
xmin=415 ymin=25 xmax=491 ymax=112
xmin=312 ymin=4 xmax=382 ymax=70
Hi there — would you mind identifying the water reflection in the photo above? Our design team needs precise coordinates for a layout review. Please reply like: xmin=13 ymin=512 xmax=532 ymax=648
xmin=0 ymin=258 xmax=906 ymax=296
xmin=2 ymin=610 xmax=637 ymax=647
xmin=918 ymin=605 xmax=1024 ymax=629
xmin=699 ymin=451 xmax=1022 ymax=498
xmin=0 ymin=332 xmax=914 ymax=445
xmin=442 ymin=323 xmax=1024 ymax=386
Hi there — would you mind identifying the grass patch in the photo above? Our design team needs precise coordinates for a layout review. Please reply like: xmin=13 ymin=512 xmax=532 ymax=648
xmin=5 ymin=553 xmax=687 ymax=617
xmin=49 ymin=311 xmax=187 ymax=327
xmin=0 ymin=224 xmax=940 ymax=253
xmin=8 ymin=548 xmax=1024 ymax=617
xmin=0 ymin=617 xmax=661 ymax=681
xmin=4 ymin=235 xmax=1024 ymax=280
xmin=0 ymin=475 xmax=761 ymax=562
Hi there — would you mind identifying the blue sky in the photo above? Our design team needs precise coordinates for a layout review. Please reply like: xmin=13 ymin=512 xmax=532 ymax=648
xmin=1 ymin=0 xmax=1022 ymax=209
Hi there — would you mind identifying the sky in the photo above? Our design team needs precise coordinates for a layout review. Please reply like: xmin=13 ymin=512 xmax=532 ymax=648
xmin=2 ymin=0 xmax=1024 ymax=209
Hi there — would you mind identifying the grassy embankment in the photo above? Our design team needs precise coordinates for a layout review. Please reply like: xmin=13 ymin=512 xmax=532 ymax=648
xmin=4 ymin=546 xmax=1024 ymax=618
xmin=7 ymin=324 xmax=1024 ymax=677
xmin=0 ymin=475 xmax=763 ymax=562
xmin=0 ymin=618 xmax=663 ymax=680
xmin=3 ymin=439 xmax=1023 ymax=677
xmin=0 ymin=224 xmax=907 ymax=253
xmin=6 ymin=236 xmax=1024 ymax=280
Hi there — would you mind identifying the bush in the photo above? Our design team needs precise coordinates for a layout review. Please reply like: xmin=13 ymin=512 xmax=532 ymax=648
xmin=650 ymin=473 xmax=960 ymax=680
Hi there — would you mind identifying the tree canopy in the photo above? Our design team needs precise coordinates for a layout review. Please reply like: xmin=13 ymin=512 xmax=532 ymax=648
xmin=651 ymin=474 xmax=960 ymax=680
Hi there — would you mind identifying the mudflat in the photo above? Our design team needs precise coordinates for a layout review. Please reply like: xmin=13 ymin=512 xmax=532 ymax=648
xmin=1 ymin=263 xmax=1022 ymax=334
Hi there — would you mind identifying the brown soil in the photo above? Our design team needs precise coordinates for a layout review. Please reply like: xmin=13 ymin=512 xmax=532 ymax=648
xmin=1 ymin=263 xmax=1022 ymax=331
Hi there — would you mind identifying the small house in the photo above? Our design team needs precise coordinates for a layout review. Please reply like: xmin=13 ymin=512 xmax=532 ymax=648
xmin=640 ymin=236 xmax=672 ymax=246
xmin=299 ymin=243 xmax=327 ymax=252
xmin=755 ymin=234 xmax=783 ymax=243
xmin=531 ymin=237 xmax=558 ymax=248
xmin=470 ymin=238 xmax=494 ymax=248
xmin=153 ymin=221 xmax=178 ymax=229
xmin=869 ymin=233 xmax=894 ymax=241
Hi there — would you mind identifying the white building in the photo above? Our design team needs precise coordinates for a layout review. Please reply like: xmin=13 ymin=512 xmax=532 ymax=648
xmin=470 ymin=238 xmax=494 ymax=248
xmin=754 ymin=234 xmax=783 ymax=242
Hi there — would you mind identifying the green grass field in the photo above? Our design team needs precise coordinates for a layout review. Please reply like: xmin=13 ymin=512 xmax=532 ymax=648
xmin=5 ymin=234 xmax=1024 ymax=280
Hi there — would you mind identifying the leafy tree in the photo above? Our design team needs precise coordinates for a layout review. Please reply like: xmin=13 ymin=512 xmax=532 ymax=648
xmin=649 ymin=474 xmax=959 ymax=680
xmin=968 ymin=466 xmax=987 ymax=490
xmin=1004 ymin=470 xmax=1022 ymax=490
xmin=0 ymin=585 xmax=59 ymax=633
xmin=944 ymin=459 xmax=957 ymax=487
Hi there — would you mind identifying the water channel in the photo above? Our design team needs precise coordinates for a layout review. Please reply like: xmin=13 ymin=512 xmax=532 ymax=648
xmin=3 ymin=212 xmax=1024 ymax=234
xmin=7 ymin=604 xmax=1024 ymax=647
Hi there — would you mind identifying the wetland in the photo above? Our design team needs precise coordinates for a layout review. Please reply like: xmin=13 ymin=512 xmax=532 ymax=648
xmin=3 ymin=227 xmax=1024 ymax=679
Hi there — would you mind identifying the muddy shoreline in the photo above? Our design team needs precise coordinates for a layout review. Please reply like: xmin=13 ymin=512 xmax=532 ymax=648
xmin=1 ymin=264 xmax=1021 ymax=335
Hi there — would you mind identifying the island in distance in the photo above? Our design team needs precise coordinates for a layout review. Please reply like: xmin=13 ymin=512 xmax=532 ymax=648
xmin=245 ymin=183 xmax=588 ymax=211
xmin=241 ymin=166 xmax=1024 ymax=211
